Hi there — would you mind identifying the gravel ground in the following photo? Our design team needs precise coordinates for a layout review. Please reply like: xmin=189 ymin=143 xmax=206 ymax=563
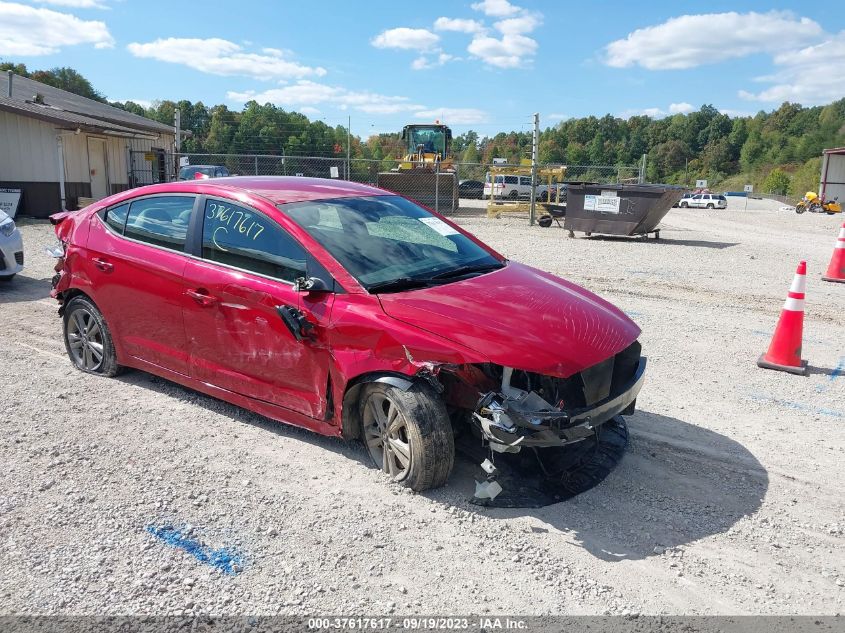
xmin=1 ymin=199 xmax=843 ymax=616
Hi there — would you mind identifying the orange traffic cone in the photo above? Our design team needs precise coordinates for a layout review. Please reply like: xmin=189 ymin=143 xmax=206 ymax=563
xmin=822 ymin=222 xmax=845 ymax=283
xmin=757 ymin=261 xmax=808 ymax=376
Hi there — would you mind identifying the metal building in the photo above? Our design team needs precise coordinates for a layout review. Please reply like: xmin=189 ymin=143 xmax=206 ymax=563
xmin=0 ymin=71 xmax=175 ymax=217
xmin=820 ymin=147 xmax=845 ymax=202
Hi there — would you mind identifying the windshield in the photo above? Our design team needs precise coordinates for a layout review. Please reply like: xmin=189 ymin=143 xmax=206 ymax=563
xmin=179 ymin=166 xmax=215 ymax=179
xmin=283 ymin=195 xmax=502 ymax=290
xmin=407 ymin=127 xmax=446 ymax=155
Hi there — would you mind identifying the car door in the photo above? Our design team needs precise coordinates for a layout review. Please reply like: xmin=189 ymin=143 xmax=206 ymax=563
xmin=181 ymin=196 xmax=334 ymax=419
xmin=85 ymin=194 xmax=196 ymax=375
xmin=690 ymin=194 xmax=702 ymax=208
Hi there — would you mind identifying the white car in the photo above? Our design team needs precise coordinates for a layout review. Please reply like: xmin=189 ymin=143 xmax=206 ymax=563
xmin=680 ymin=193 xmax=727 ymax=209
xmin=0 ymin=209 xmax=24 ymax=281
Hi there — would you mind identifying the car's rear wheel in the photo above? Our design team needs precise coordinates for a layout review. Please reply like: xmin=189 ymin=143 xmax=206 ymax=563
xmin=360 ymin=382 xmax=454 ymax=491
xmin=509 ymin=190 xmax=519 ymax=199
xmin=63 ymin=295 xmax=121 ymax=377
xmin=707 ymin=203 xmax=714 ymax=209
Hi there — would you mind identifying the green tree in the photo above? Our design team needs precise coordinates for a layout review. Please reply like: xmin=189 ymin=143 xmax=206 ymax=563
xmin=763 ymin=168 xmax=791 ymax=194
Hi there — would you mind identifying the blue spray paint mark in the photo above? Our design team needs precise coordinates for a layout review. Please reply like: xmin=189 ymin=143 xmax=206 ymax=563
xmin=146 ymin=524 xmax=245 ymax=575
xmin=818 ymin=357 xmax=845 ymax=393
xmin=625 ymin=310 xmax=645 ymax=319
xmin=748 ymin=394 xmax=844 ymax=419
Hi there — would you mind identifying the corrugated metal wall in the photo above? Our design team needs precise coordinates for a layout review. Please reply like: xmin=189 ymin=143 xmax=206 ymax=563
xmin=821 ymin=152 xmax=845 ymax=202
xmin=0 ymin=110 xmax=59 ymax=180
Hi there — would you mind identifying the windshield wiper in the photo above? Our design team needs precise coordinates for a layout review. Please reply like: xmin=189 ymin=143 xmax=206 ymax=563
xmin=367 ymin=277 xmax=436 ymax=294
xmin=429 ymin=261 xmax=505 ymax=280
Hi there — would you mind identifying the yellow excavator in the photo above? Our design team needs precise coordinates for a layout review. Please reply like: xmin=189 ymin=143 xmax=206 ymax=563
xmin=377 ymin=123 xmax=458 ymax=211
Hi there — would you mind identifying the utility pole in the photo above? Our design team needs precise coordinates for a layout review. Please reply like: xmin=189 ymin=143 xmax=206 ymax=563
xmin=346 ymin=115 xmax=351 ymax=180
xmin=529 ymin=112 xmax=539 ymax=226
xmin=640 ymin=153 xmax=647 ymax=184
xmin=174 ymin=108 xmax=181 ymax=182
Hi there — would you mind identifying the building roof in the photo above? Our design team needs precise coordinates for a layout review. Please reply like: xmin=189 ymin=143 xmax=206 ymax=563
xmin=823 ymin=147 xmax=845 ymax=156
xmin=0 ymin=72 xmax=173 ymax=136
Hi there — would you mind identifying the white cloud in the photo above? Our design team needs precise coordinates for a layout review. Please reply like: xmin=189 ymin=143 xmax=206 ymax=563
xmin=494 ymin=13 xmax=540 ymax=35
xmin=739 ymin=33 xmax=845 ymax=105
xmin=0 ymin=1 xmax=113 ymax=55
xmin=30 ymin=0 xmax=107 ymax=7
xmin=467 ymin=32 xmax=537 ymax=68
xmin=227 ymin=81 xmax=423 ymax=115
xmin=433 ymin=17 xmax=484 ymax=33
xmin=467 ymin=4 xmax=541 ymax=68
xmin=548 ymin=113 xmax=570 ymax=121
xmin=411 ymin=52 xmax=455 ymax=70
xmin=471 ymin=0 xmax=520 ymax=17
xmin=371 ymin=27 xmax=439 ymax=50
xmin=604 ymin=11 xmax=822 ymax=70
xmin=413 ymin=107 xmax=488 ymax=124
xmin=126 ymin=38 xmax=326 ymax=80
xmin=669 ymin=102 xmax=694 ymax=114
xmin=298 ymin=106 xmax=320 ymax=115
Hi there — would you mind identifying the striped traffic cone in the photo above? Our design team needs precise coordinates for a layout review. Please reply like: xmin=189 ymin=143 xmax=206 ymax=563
xmin=822 ymin=222 xmax=845 ymax=283
xmin=757 ymin=261 xmax=808 ymax=376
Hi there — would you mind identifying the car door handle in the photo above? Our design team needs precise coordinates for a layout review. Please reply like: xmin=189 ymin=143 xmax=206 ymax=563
xmin=186 ymin=288 xmax=218 ymax=307
xmin=92 ymin=257 xmax=113 ymax=273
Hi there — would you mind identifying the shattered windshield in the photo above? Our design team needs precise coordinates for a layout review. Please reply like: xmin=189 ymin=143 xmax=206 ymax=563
xmin=282 ymin=195 xmax=502 ymax=290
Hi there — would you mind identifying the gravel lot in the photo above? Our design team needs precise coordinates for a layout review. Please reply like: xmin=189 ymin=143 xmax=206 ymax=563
xmin=1 ymin=198 xmax=843 ymax=616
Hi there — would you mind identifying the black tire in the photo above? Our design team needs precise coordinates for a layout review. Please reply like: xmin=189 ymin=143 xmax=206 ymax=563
xmin=680 ymin=202 xmax=688 ymax=208
xmin=538 ymin=215 xmax=553 ymax=228
xmin=509 ymin=190 xmax=519 ymax=199
xmin=62 ymin=295 xmax=122 ymax=377
xmin=0 ymin=274 xmax=15 ymax=282
xmin=706 ymin=203 xmax=714 ymax=209
xmin=359 ymin=382 xmax=454 ymax=491
xmin=796 ymin=204 xmax=806 ymax=214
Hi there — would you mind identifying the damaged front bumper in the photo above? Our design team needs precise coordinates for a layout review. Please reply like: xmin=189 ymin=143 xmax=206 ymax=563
xmin=475 ymin=357 xmax=647 ymax=451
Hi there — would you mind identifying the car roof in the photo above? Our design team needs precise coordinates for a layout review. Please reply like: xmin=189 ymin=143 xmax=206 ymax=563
xmin=181 ymin=164 xmax=224 ymax=169
xmin=132 ymin=176 xmax=388 ymax=205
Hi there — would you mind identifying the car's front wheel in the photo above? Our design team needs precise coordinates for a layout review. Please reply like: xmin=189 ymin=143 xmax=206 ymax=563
xmin=63 ymin=295 xmax=121 ymax=376
xmin=680 ymin=202 xmax=688 ymax=208
xmin=706 ymin=203 xmax=714 ymax=209
xmin=360 ymin=382 xmax=454 ymax=491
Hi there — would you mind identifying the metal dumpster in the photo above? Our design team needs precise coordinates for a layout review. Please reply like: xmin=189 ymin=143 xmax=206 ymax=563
xmin=564 ymin=183 xmax=684 ymax=238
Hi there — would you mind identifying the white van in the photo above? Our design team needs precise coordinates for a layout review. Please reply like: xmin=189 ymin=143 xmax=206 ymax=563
xmin=483 ymin=173 xmax=533 ymax=199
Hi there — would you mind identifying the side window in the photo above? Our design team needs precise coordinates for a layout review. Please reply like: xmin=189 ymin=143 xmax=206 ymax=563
xmin=520 ymin=176 xmax=531 ymax=186
xmin=123 ymin=196 xmax=193 ymax=251
xmin=504 ymin=176 xmax=518 ymax=185
xmin=103 ymin=202 xmax=129 ymax=235
xmin=202 ymin=198 xmax=306 ymax=282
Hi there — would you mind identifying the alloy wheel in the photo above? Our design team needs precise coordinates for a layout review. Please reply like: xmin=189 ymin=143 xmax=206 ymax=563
xmin=66 ymin=307 xmax=104 ymax=371
xmin=363 ymin=392 xmax=413 ymax=480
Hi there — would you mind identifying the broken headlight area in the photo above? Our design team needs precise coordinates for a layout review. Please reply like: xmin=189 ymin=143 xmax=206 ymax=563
xmin=442 ymin=341 xmax=645 ymax=507
xmin=470 ymin=341 xmax=644 ymax=453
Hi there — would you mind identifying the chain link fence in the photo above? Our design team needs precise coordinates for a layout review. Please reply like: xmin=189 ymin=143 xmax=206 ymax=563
xmin=130 ymin=151 xmax=644 ymax=215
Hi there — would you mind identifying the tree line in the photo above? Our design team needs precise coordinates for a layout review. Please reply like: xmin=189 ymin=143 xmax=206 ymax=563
xmin=4 ymin=62 xmax=843 ymax=195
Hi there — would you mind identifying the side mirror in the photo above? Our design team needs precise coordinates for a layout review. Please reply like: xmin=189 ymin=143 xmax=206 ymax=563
xmin=293 ymin=276 xmax=330 ymax=293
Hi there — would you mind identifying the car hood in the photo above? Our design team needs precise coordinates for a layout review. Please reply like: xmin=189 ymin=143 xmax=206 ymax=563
xmin=378 ymin=262 xmax=641 ymax=378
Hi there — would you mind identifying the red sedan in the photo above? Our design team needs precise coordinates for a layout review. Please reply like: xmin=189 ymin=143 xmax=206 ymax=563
xmin=50 ymin=177 xmax=645 ymax=491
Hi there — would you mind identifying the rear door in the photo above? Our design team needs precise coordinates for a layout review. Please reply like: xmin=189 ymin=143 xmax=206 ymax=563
xmin=181 ymin=196 xmax=334 ymax=418
xmin=85 ymin=194 xmax=196 ymax=375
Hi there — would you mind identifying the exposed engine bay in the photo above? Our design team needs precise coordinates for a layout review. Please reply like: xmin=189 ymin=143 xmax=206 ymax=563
xmin=436 ymin=341 xmax=646 ymax=507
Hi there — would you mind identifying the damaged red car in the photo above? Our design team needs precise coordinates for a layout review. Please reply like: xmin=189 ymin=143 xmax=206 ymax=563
xmin=50 ymin=176 xmax=645 ymax=493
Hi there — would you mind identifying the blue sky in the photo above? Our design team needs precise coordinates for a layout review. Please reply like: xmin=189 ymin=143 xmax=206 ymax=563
xmin=2 ymin=0 xmax=844 ymax=137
